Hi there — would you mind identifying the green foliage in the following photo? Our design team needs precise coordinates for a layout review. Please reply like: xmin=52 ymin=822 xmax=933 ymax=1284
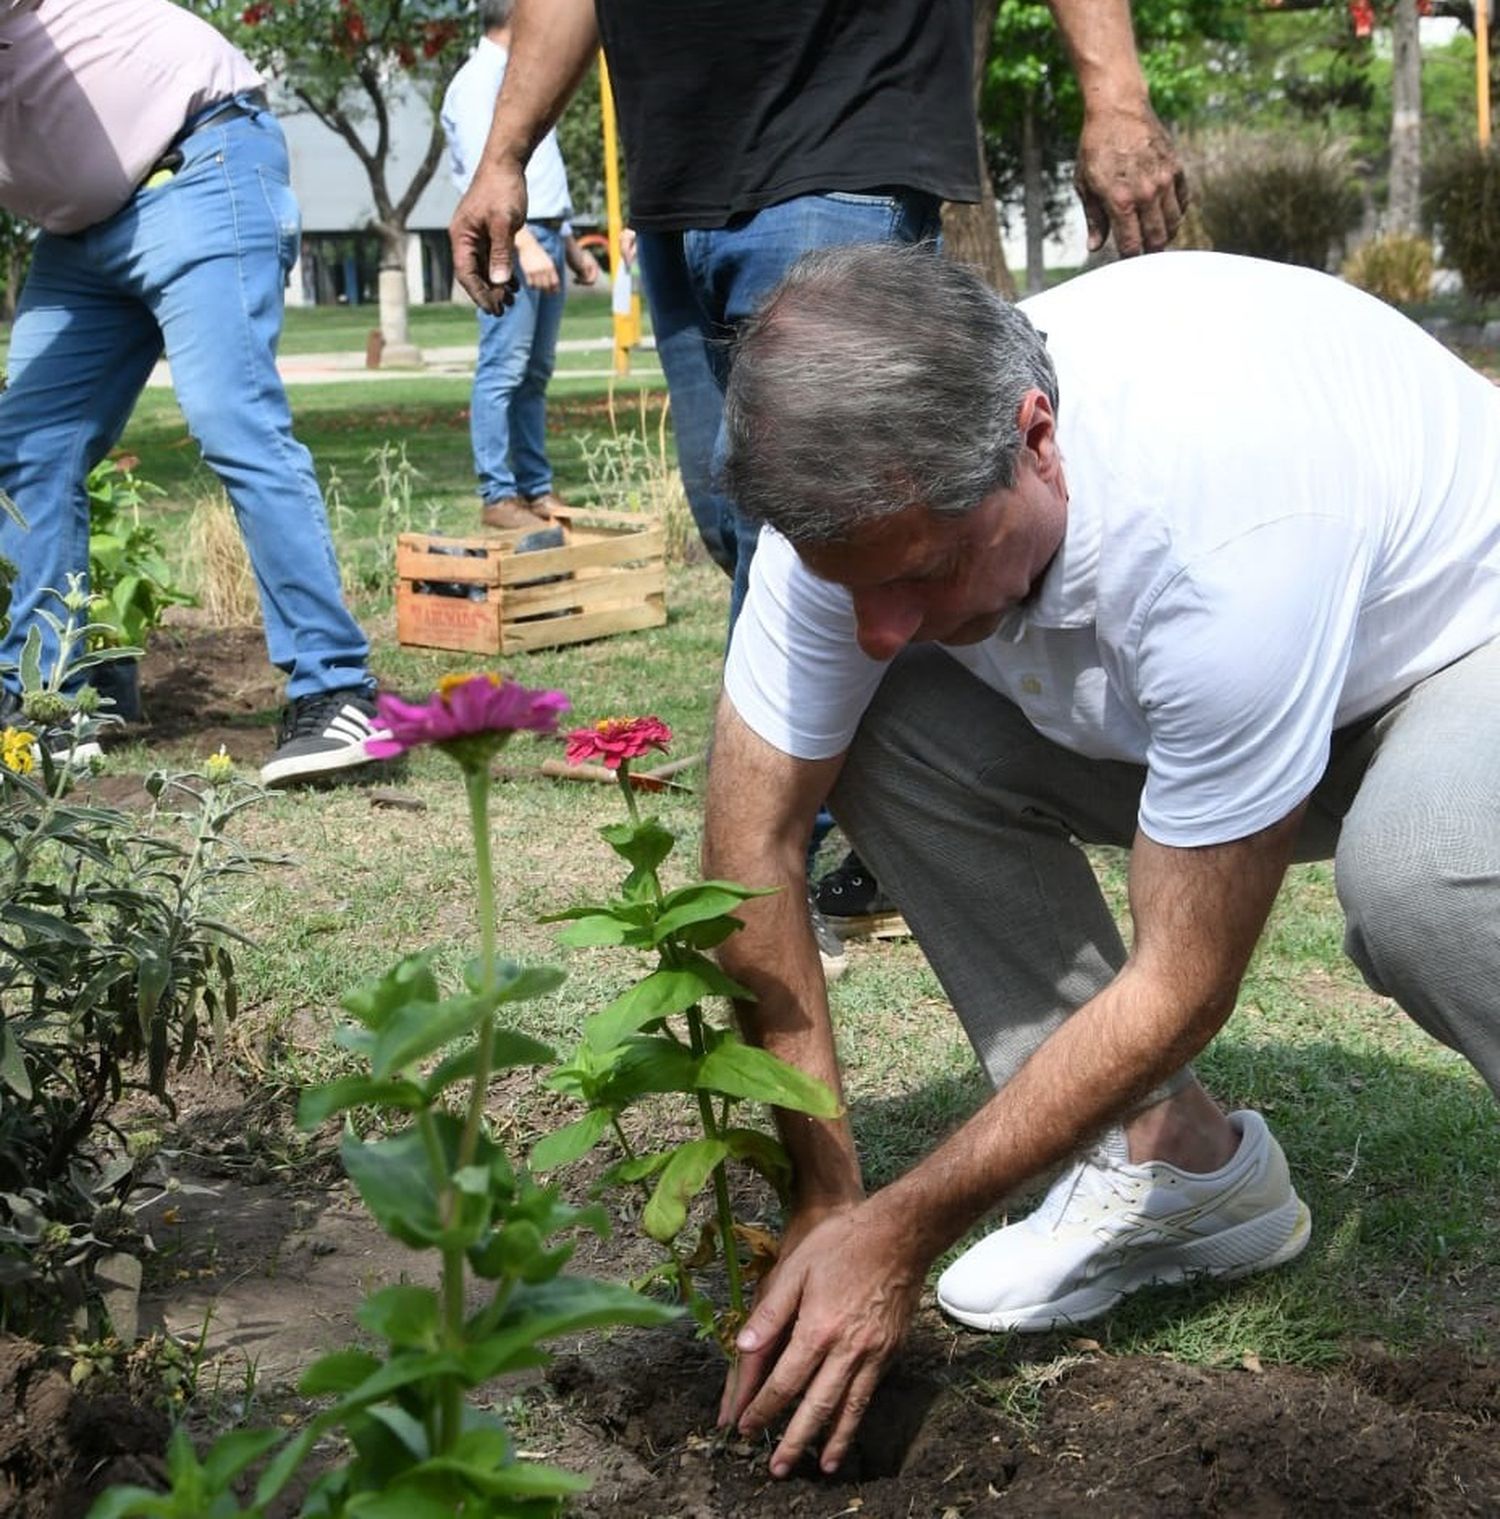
xmin=0 ymin=640 xmax=262 ymax=1338
xmin=1341 ymin=231 xmax=1434 ymax=303
xmin=92 ymin=716 xmax=677 ymax=1518
xmin=86 ymin=456 xmax=194 ymax=651
xmin=536 ymin=755 xmax=839 ymax=1348
xmin=1184 ymin=129 xmax=1365 ymax=268
xmin=1425 ymin=144 xmax=1500 ymax=299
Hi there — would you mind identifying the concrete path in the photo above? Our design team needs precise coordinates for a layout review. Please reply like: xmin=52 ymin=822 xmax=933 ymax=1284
xmin=144 ymin=332 xmax=662 ymax=387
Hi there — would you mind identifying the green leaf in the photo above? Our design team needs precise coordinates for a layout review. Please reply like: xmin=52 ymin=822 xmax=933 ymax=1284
xmin=586 ymin=964 xmax=718 ymax=1052
xmin=200 ymin=1426 xmax=285 ymax=1491
xmin=642 ymin=1137 xmax=729 ymax=1243
xmin=340 ymin=1127 xmax=443 ymax=1247
xmin=345 ymin=1487 xmax=455 ymax=1519
xmin=370 ymin=991 xmax=553 ymax=1082
xmin=604 ymin=1150 xmax=672 ymax=1186
xmin=18 ymin=624 xmax=41 ymax=692
xmin=529 ymin=1108 xmax=612 ymax=1172
xmin=297 ymin=1075 xmax=426 ymax=1128
xmin=723 ymin=1126 xmax=793 ymax=1199
xmin=0 ymin=1023 xmax=31 ymax=1100
xmin=599 ymin=816 xmax=675 ymax=881
xmin=298 ymin=1348 xmax=383 ymax=1396
xmin=342 ymin=952 xmax=442 ymax=1028
xmin=464 ymin=1276 xmax=679 ymax=1381
xmin=357 ymin=1284 xmax=442 ymax=1350
xmin=2 ymin=904 xmax=93 ymax=947
xmin=461 ymin=957 xmax=566 ymax=1010
xmin=553 ymin=912 xmax=637 ymax=947
xmin=696 ymin=1035 xmax=842 ymax=1117
xmin=652 ymin=880 xmax=774 ymax=943
xmin=595 ymin=1036 xmax=700 ymax=1104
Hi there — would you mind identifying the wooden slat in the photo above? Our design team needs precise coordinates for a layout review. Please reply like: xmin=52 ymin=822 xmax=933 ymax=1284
xmin=499 ymin=596 xmax=667 ymax=653
xmin=395 ymin=585 xmax=502 ymax=654
xmin=502 ymin=564 xmax=667 ymax=618
xmin=498 ymin=525 xmax=664 ymax=583
xmin=396 ymin=549 xmax=506 ymax=585
xmin=547 ymin=505 xmax=660 ymax=532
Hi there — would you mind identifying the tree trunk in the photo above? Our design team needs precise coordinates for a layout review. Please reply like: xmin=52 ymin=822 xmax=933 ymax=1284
xmin=1022 ymin=94 xmax=1047 ymax=294
xmin=376 ymin=224 xmax=422 ymax=368
xmin=1388 ymin=0 xmax=1423 ymax=235
xmin=942 ymin=0 xmax=1017 ymax=299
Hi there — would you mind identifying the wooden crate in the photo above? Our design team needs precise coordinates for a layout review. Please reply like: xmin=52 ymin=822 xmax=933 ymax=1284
xmin=394 ymin=507 xmax=667 ymax=656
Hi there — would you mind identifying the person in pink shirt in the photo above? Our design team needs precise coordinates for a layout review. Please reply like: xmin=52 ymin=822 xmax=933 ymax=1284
xmin=0 ymin=0 xmax=383 ymax=786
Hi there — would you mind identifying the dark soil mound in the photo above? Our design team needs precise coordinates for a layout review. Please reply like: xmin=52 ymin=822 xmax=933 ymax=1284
xmin=0 ymin=1336 xmax=167 ymax=1519
xmin=546 ymin=1327 xmax=1500 ymax=1517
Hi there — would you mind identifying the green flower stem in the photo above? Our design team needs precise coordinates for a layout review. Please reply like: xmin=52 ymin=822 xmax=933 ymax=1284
xmin=437 ymin=763 xmax=504 ymax=1450
xmin=459 ymin=764 xmax=500 ymax=1172
xmin=686 ymin=1005 xmax=744 ymax=1319
xmin=617 ymin=761 xmax=641 ymax=826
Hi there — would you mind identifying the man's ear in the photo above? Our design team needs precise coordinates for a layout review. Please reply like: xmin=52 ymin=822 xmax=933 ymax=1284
xmin=1016 ymin=389 xmax=1061 ymax=482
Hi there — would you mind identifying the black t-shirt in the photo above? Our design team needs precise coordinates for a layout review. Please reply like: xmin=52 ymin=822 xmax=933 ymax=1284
xmin=595 ymin=0 xmax=981 ymax=230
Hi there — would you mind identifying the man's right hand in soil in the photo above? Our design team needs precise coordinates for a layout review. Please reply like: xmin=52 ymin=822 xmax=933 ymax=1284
xmin=718 ymin=1196 xmax=927 ymax=1477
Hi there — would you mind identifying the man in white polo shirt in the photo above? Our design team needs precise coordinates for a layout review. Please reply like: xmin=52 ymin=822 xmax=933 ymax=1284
xmin=702 ymin=244 xmax=1500 ymax=1478
xmin=0 ymin=0 xmax=383 ymax=785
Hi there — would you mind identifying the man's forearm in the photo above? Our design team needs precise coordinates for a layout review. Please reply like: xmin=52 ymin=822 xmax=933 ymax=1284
xmin=1046 ymin=0 xmax=1151 ymax=111
xmin=484 ymin=0 xmax=599 ymax=167
xmin=717 ymin=886 xmax=865 ymax=1211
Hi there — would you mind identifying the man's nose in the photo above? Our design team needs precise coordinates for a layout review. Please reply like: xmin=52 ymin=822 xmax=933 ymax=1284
xmin=852 ymin=587 xmax=923 ymax=661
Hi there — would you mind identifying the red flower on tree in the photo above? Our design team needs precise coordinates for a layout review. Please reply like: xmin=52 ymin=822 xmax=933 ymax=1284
xmin=564 ymin=716 xmax=672 ymax=771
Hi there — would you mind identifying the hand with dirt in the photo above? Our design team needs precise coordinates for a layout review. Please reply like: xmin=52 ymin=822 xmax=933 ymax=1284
xmin=450 ymin=154 xmax=526 ymax=313
xmin=1074 ymin=101 xmax=1187 ymax=256
xmin=718 ymin=1195 xmax=926 ymax=1478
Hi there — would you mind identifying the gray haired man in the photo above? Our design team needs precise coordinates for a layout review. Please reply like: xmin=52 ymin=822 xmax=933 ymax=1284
xmin=704 ymin=243 xmax=1500 ymax=1478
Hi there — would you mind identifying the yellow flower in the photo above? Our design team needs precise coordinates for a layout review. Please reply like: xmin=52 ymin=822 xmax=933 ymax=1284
xmin=1 ymin=727 xmax=35 ymax=775
xmin=204 ymin=745 xmax=234 ymax=785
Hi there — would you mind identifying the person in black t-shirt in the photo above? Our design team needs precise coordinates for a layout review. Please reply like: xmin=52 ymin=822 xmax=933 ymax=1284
xmin=446 ymin=0 xmax=1187 ymax=1470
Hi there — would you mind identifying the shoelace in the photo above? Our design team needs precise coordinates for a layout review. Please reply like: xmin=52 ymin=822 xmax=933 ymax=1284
xmin=1029 ymin=1150 xmax=1141 ymax=1235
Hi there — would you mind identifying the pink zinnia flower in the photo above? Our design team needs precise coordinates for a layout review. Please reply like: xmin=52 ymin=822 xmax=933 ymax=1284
xmin=564 ymin=715 xmax=672 ymax=771
xmin=368 ymin=673 xmax=569 ymax=768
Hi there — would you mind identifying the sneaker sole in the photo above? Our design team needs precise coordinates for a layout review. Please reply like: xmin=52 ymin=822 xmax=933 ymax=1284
xmin=260 ymin=743 xmax=386 ymax=789
xmin=939 ymin=1195 xmax=1312 ymax=1334
xmin=35 ymin=739 xmax=103 ymax=768
xmin=820 ymin=949 xmax=849 ymax=984
xmin=825 ymin=909 xmax=910 ymax=941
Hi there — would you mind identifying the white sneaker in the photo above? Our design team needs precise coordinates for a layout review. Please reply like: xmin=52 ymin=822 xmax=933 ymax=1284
xmin=936 ymin=1110 xmax=1311 ymax=1333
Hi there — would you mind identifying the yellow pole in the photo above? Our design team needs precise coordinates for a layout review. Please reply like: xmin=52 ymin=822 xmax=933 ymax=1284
xmin=1478 ymin=0 xmax=1492 ymax=148
xmin=598 ymin=51 xmax=639 ymax=374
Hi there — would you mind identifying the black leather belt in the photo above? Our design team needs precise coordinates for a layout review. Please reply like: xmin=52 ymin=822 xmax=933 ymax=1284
xmin=529 ymin=217 xmax=567 ymax=230
xmin=143 ymin=90 xmax=268 ymax=185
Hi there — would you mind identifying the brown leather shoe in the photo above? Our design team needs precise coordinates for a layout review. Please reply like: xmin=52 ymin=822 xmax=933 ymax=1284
xmin=481 ymin=497 xmax=550 ymax=531
xmin=522 ymin=490 xmax=570 ymax=518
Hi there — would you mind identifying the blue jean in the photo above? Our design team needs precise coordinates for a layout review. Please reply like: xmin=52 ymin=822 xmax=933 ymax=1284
xmin=471 ymin=224 xmax=566 ymax=503
xmin=0 ymin=96 xmax=370 ymax=701
xmin=637 ymin=190 xmax=943 ymax=631
xmin=638 ymin=192 xmax=942 ymax=863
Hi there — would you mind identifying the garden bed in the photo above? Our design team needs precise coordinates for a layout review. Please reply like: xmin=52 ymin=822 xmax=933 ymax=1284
xmin=9 ymin=610 xmax=1497 ymax=1519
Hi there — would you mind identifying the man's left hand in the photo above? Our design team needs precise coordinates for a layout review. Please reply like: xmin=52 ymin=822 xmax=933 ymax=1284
xmin=718 ymin=1198 xmax=926 ymax=1478
xmin=569 ymin=248 xmax=601 ymax=286
xmin=1075 ymin=102 xmax=1187 ymax=256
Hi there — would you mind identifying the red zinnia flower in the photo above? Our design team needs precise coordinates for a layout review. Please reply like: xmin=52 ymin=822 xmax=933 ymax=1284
xmin=564 ymin=715 xmax=672 ymax=771
xmin=368 ymin=673 xmax=569 ymax=767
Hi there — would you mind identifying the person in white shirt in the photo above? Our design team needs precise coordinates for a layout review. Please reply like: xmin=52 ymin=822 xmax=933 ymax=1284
xmin=441 ymin=0 xmax=597 ymax=533
xmin=704 ymin=244 xmax=1500 ymax=1479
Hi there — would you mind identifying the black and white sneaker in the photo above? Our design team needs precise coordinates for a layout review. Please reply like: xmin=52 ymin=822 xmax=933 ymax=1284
xmin=260 ymin=688 xmax=387 ymax=788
